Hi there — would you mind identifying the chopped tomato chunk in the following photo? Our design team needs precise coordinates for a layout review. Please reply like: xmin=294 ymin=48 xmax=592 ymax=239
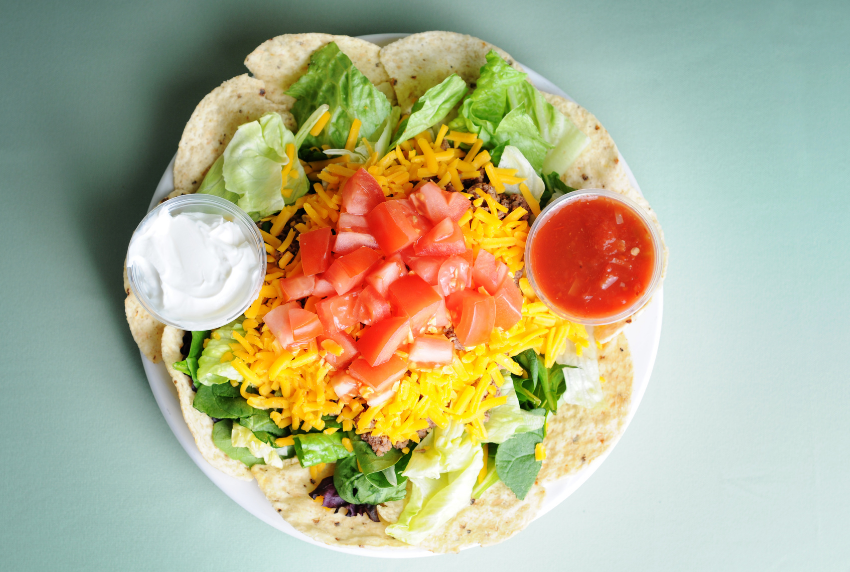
xmin=365 ymin=255 xmax=407 ymax=297
xmin=493 ymin=277 xmax=523 ymax=330
xmin=447 ymin=290 xmax=496 ymax=347
xmin=318 ymin=330 xmax=359 ymax=370
xmin=367 ymin=201 xmax=422 ymax=254
xmin=365 ymin=387 xmax=396 ymax=407
xmin=413 ymin=217 xmax=466 ymax=257
xmin=388 ymin=274 xmax=444 ymax=331
xmin=323 ymin=246 xmax=383 ymax=295
xmin=263 ymin=302 xmax=299 ymax=347
xmin=315 ymin=291 xmax=360 ymax=333
xmin=341 ymin=168 xmax=385 ymax=215
xmin=356 ymin=316 xmax=410 ymax=366
xmin=409 ymin=182 xmax=471 ymax=223
xmin=279 ymin=274 xmax=315 ymax=301
xmin=444 ymin=190 xmax=472 ymax=222
xmin=357 ymin=285 xmax=392 ymax=326
xmin=329 ymin=372 xmax=359 ymax=402
xmin=337 ymin=213 xmax=370 ymax=233
xmin=408 ymin=335 xmax=454 ymax=367
xmin=299 ymin=227 xmax=334 ymax=276
xmin=348 ymin=354 xmax=408 ymax=392
xmin=312 ymin=277 xmax=336 ymax=298
xmin=407 ymin=256 xmax=445 ymax=285
xmin=437 ymin=255 xmax=472 ymax=297
xmin=289 ymin=308 xmax=324 ymax=344
xmin=332 ymin=231 xmax=379 ymax=255
xmin=472 ymin=249 xmax=509 ymax=294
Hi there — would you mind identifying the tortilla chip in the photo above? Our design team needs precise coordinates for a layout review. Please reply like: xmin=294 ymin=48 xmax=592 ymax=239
xmin=420 ymin=482 xmax=546 ymax=553
xmin=172 ymin=74 xmax=294 ymax=194
xmin=252 ymin=461 xmax=408 ymax=548
xmin=244 ymin=34 xmax=396 ymax=108
xmin=538 ymin=333 xmax=633 ymax=483
xmin=125 ymin=293 xmax=165 ymax=363
xmin=543 ymin=93 xmax=668 ymax=343
xmin=161 ymin=326 xmax=253 ymax=481
xmin=379 ymin=32 xmax=524 ymax=113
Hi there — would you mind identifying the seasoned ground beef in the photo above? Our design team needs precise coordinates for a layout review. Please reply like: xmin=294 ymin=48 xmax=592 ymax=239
xmin=440 ymin=138 xmax=450 ymax=151
xmin=461 ymin=168 xmax=486 ymax=189
xmin=468 ymin=183 xmax=530 ymax=222
xmin=362 ymin=432 xmax=392 ymax=456
xmin=281 ymin=209 xmax=304 ymax=255
xmin=513 ymin=267 xmax=524 ymax=286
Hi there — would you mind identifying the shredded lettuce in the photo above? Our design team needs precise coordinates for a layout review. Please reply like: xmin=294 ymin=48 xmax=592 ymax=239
xmin=231 ymin=423 xmax=283 ymax=468
xmin=483 ymin=377 xmax=546 ymax=444
xmin=195 ymin=319 xmax=244 ymax=386
xmin=286 ymin=42 xmax=391 ymax=155
xmin=498 ymin=145 xmax=545 ymax=200
xmin=390 ymin=74 xmax=468 ymax=149
xmin=557 ymin=328 xmax=604 ymax=408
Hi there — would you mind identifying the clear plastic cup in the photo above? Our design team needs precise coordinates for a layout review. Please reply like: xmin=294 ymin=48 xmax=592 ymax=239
xmin=524 ymin=188 xmax=663 ymax=326
xmin=126 ymin=194 xmax=266 ymax=331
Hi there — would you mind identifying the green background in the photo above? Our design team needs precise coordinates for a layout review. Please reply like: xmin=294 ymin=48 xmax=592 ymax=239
xmin=2 ymin=0 xmax=848 ymax=569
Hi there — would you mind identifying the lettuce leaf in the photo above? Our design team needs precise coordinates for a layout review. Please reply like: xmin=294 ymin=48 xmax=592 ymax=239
xmin=231 ymin=423 xmax=283 ymax=468
xmin=324 ymin=106 xmax=401 ymax=164
xmin=286 ymin=42 xmax=391 ymax=156
xmin=494 ymin=420 xmax=545 ymax=500
xmin=557 ymin=328 xmax=604 ymax=408
xmin=483 ymin=377 xmax=546 ymax=443
xmin=498 ymin=145 xmax=545 ymax=200
xmin=292 ymin=432 xmax=353 ymax=467
xmin=196 ymin=318 xmax=244 ymax=386
xmin=540 ymin=172 xmax=577 ymax=207
xmin=172 ymin=330 xmax=210 ymax=383
xmin=390 ymin=74 xmax=467 ymax=149
xmin=333 ymin=455 xmax=407 ymax=505
xmin=492 ymin=108 xmax=552 ymax=172
xmin=193 ymin=381 xmax=253 ymax=419
xmin=211 ymin=420 xmax=264 ymax=467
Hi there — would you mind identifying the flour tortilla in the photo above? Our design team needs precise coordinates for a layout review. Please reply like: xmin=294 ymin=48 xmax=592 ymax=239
xmin=161 ymin=326 xmax=253 ymax=480
xmin=539 ymin=332 xmax=633 ymax=482
xmin=379 ymin=31 xmax=524 ymax=113
xmin=244 ymin=34 xmax=396 ymax=108
xmin=173 ymin=74 xmax=293 ymax=194
xmin=541 ymin=93 xmax=668 ymax=343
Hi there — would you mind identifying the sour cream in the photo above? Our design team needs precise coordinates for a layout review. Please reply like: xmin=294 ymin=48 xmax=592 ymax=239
xmin=127 ymin=204 xmax=264 ymax=329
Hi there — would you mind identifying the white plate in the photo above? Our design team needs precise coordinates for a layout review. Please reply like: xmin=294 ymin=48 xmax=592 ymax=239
xmin=141 ymin=33 xmax=663 ymax=558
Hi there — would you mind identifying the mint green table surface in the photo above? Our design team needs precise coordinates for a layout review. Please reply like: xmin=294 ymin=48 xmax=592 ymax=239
xmin=2 ymin=1 xmax=848 ymax=569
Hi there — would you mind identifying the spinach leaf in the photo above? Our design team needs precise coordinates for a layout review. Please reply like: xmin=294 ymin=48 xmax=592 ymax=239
xmin=511 ymin=349 xmax=574 ymax=413
xmin=540 ymin=172 xmax=577 ymax=208
xmin=286 ymin=42 xmax=391 ymax=157
xmin=348 ymin=432 xmax=405 ymax=475
xmin=494 ymin=415 xmax=546 ymax=500
xmin=173 ymin=330 xmax=210 ymax=383
xmin=364 ymin=452 xmax=412 ymax=489
xmin=293 ymin=432 xmax=354 ymax=468
xmin=239 ymin=409 xmax=288 ymax=437
xmin=333 ymin=456 xmax=407 ymax=505
xmin=211 ymin=420 xmax=264 ymax=467
xmin=193 ymin=383 xmax=254 ymax=419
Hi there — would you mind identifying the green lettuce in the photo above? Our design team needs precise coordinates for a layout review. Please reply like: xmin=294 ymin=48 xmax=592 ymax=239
xmin=211 ymin=420 xmax=264 ymax=467
xmin=324 ymin=106 xmax=401 ymax=164
xmin=231 ymin=423 xmax=284 ymax=468
xmin=511 ymin=349 xmax=575 ymax=413
xmin=497 ymin=145 xmax=545 ymax=200
xmin=286 ymin=42 xmax=391 ymax=156
xmin=172 ymin=330 xmax=210 ymax=383
xmin=193 ymin=381 xmax=253 ymax=419
xmin=556 ymin=329 xmax=604 ymax=409
xmin=195 ymin=319 xmax=244 ymax=386
xmin=483 ymin=377 xmax=546 ymax=443
xmin=333 ymin=456 xmax=408 ymax=505
xmin=292 ymin=432 xmax=353 ymax=468
xmin=390 ymin=74 xmax=468 ymax=149
xmin=540 ymin=172 xmax=576 ymax=207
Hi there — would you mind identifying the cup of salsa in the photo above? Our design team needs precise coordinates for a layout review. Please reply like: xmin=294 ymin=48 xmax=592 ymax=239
xmin=524 ymin=189 xmax=662 ymax=326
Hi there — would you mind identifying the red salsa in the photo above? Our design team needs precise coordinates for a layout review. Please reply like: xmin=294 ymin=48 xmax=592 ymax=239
xmin=529 ymin=194 xmax=655 ymax=321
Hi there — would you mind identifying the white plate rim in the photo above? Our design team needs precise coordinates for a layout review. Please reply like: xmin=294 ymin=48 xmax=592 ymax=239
xmin=140 ymin=32 xmax=663 ymax=558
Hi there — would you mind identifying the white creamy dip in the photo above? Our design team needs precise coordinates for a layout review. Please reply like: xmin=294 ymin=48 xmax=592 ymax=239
xmin=127 ymin=208 xmax=262 ymax=328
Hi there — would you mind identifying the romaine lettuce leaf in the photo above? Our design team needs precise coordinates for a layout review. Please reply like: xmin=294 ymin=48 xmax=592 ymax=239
xmin=292 ymin=432 xmax=353 ymax=468
xmin=232 ymin=423 xmax=284 ymax=468
xmin=483 ymin=377 xmax=546 ymax=443
xmin=390 ymin=74 xmax=467 ymax=148
xmin=172 ymin=330 xmax=210 ymax=383
xmin=557 ymin=328 xmax=604 ymax=408
xmin=196 ymin=318 xmax=244 ymax=386
xmin=492 ymin=108 xmax=552 ymax=172
xmin=324 ymin=106 xmax=401 ymax=164
xmin=498 ymin=145 xmax=545 ymax=200
xmin=211 ymin=420 xmax=264 ymax=467
xmin=286 ymin=42 xmax=391 ymax=156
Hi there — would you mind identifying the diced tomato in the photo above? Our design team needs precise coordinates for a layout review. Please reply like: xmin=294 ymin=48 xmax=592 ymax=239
xmin=395 ymin=198 xmax=433 ymax=236
xmin=431 ymin=299 xmax=451 ymax=328
xmin=279 ymin=274 xmax=315 ymax=301
xmin=289 ymin=308 xmax=324 ymax=344
xmin=407 ymin=256 xmax=446 ymax=285
xmin=316 ymin=291 xmax=360 ymax=333
xmin=398 ymin=244 xmax=418 ymax=265
xmin=388 ymin=275 xmax=444 ymax=331
xmin=367 ymin=201 xmax=422 ymax=254
xmin=337 ymin=213 xmax=370 ymax=233
xmin=409 ymin=182 xmax=471 ymax=223
xmin=493 ymin=278 xmax=523 ymax=330
xmin=413 ymin=217 xmax=466 ymax=257
xmin=437 ymin=255 xmax=472 ymax=297
xmin=448 ymin=290 xmax=496 ymax=347
xmin=341 ymin=168 xmax=385 ymax=215
xmin=472 ymin=249 xmax=509 ymax=294
xmin=365 ymin=255 xmax=407 ymax=297
xmin=356 ymin=316 xmax=410 ymax=366
xmin=299 ymin=227 xmax=334 ymax=276
xmin=461 ymin=249 xmax=475 ymax=266
xmin=329 ymin=372 xmax=359 ymax=402
xmin=262 ymin=302 xmax=299 ymax=347
xmin=348 ymin=354 xmax=408 ymax=391
xmin=332 ymin=231 xmax=379 ymax=255
xmin=312 ymin=277 xmax=336 ymax=298
xmin=357 ymin=285 xmax=391 ymax=326
xmin=323 ymin=246 xmax=383 ymax=295
xmin=318 ymin=330 xmax=359 ymax=370
xmin=408 ymin=335 xmax=454 ymax=367
xmin=365 ymin=387 xmax=396 ymax=407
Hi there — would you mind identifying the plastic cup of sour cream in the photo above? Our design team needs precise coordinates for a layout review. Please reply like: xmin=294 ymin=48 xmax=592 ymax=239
xmin=524 ymin=189 xmax=663 ymax=326
xmin=126 ymin=194 xmax=266 ymax=331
